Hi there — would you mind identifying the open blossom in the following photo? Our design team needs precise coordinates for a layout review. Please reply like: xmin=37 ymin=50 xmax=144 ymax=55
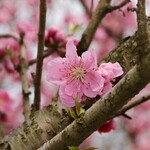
xmin=47 ymin=40 xmax=104 ymax=107
xmin=47 ymin=40 xmax=123 ymax=107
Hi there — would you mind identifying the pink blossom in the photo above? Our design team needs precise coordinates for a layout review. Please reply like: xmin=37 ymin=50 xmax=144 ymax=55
xmin=99 ymin=62 xmax=123 ymax=82
xmin=98 ymin=62 xmax=123 ymax=95
xmin=47 ymin=40 xmax=105 ymax=107
xmin=45 ymin=26 xmax=66 ymax=46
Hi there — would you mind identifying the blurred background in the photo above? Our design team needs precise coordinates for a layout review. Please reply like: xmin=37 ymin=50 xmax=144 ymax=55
xmin=0 ymin=0 xmax=150 ymax=149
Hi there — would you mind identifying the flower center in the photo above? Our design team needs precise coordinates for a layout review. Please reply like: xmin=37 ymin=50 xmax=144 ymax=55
xmin=71 ymin=67 xmax=85 ymax=79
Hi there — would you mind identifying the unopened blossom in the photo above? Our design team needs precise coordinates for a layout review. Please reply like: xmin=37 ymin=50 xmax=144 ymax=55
xmin=98 ymin=119 xmax=116 ymax=133
xmin=45 ymin=26 xmax=66 ymax=47
xmin=47 ymin=40 xmax=105 ymax=107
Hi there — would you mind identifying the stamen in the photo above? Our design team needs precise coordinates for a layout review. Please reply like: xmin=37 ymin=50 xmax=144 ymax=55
xmin=71 ymin=67 xmax=85 ymax=79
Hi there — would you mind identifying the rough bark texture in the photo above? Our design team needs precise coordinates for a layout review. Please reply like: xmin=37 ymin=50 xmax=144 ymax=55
xmin=0 ymin=0 xmax=150 ymax=150
xmin=0 ymin=103 xmax=71 ymax=150
xmin=38 ymin=59 xmax=150 ymax=150
xmin=1 ymin=22 xmax=150 ymax=150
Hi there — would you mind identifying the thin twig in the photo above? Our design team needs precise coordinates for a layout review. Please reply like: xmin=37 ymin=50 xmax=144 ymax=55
xmin=28 ymin=48 xmax=54 ymax=66
xmin=0 ymin=33 xmax=19 ymax=41
xmin=109 ymin=0 xmax=130 ymax=11
xmin=33 ymin=0 xmax=47 ymax=110
xmin=90 ymin=0 xmax=94 ymax=15
xmin=80 ymin=0 xmax=91 ymax=16
xmin=118 ymin=94 xmax=150 ymax=115
xmin=19 ymin=33 xmax=31 ymax=122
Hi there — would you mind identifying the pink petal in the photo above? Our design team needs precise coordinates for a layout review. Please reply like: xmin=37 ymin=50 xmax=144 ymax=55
xmin=66 ymin=40 xmax=79 ymax=66
xmin=59 ymin=84 xmax=83 ymax=107
xmin=81 ymin=50 xmax=97 ymax=69
xmin=47 ymin=57 xmax=68 ymax=84
xmin=111 ymin=62 xmax=124 ymax=77
xmin=65 ymin=78 xmax=82 ymax=96
xmin=84 ymin=71 xmax=104 ymax=92
xmin=82 ymin=83 xmax=98 ymax=97
xmin=99 ymin=62 xmax=123 ymax=81
xmin=101 ymin=82 xmax=112 ymax=96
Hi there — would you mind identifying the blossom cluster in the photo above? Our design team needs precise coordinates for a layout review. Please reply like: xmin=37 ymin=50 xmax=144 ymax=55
xmin=47 ymin=40 xmax=123 ymax=107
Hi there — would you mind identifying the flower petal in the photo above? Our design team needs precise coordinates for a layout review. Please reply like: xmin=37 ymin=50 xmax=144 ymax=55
xmin=59 ymin=84 xmax=83 ymax=107
xmin=84 ymin=71 xmax=104 ymax=92
xmin=65 ymin=78 xmax=82 ymax=96
xmin=81 ymin=50 xmax=97 ymax=69
xmin=47 ymin=57 xmax=68 ymax=84
xmin=66 ymin=40 xmax=79 ymax=66
xmin=82 ymin=83 xmax=98 ymax=97
xmin=101 ymin=82 xmax=112 ymax=96
xmin=99 ymin=62 xmax=123 ymax=81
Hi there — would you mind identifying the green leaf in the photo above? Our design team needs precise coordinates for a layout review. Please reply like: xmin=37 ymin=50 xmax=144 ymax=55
xmin=79 ymin=107 xmax=85 ymax=116
xmin=68 ymin=146 xmax=79 ymax=150
xmin=68 ymin=108 xmax=77 ymax=120
xmin=74 ymin=94 xmax=80 ymax=117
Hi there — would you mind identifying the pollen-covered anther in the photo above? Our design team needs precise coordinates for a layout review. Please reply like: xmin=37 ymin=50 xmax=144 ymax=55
xmin=71 ymin=67 xmax=85 ymax=79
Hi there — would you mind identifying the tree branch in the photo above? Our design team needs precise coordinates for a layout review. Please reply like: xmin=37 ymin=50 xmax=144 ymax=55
xmin=118 ymin=94 xmax=150 ymax=115
xmin=19 ymin=33 xmax=31 ymax=122
xmin=1 ymin=22 xmax=150 ymax=150
xmin=77 ymin=0 xmax=111 ymax=55
xmin=33 ymin=0 xmax=47 ymax=110
xmin=38 ymin=57 xmax=150 ymax=150
xmin=77 ymin=0 xmax=130 ymax=55
xmin=0 ymin=33 xmax=19 ymax=41
xmin=1 ymin=1 xmax=149 ymax=149
xmin=0 ymin=101 xmax=71 ymax=150
xmin=28 ymin=48 xmax=54 ymax=66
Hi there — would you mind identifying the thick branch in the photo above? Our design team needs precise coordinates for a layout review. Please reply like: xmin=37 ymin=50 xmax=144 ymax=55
xmin=0 ymin=103 xmax=71 ymax=150
xmin=33 ymin=0 xmax=47 ymax=110
xmin=1 ymin=2 xmax=149 ymax=148
xmin=103 ymin=34 xmax=139 ymax=74
xmin=38 ymin=58 xmax=150 ymax=150
xmin=137 ymin=0 xmax=146 ymax=31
